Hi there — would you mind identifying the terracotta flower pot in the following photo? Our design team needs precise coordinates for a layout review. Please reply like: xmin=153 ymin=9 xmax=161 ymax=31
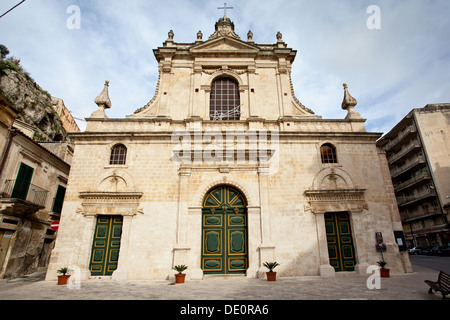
xmin=380 ymin=268 xmax=390 ymax=278
xmin=57 ymin=274 xmax=71 ymax=285
xmin=266 ymin=272 xmax=277 ymax=281
xmin=175 ymin=273 xmax=186 ymax=283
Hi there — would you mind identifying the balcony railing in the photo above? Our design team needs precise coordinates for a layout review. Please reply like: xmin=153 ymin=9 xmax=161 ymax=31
xmin=385 ymin=125 xmax=417 ymax=150
xmin=393 ymin=171 xmax=431 ymax=191
xmin=390 ymin=156 xmax=426 ymax=177
xmin=387 ymin=142 xmax=421 ymax=164
xmin=396 ymin=189 xmax=437 ymax=206
xmin=1 ymin=179 xmax=48 ymax=207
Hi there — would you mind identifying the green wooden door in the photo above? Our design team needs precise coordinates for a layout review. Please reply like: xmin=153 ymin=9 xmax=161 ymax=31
xmin=12 ymin=163 xmax=34 ymax=200
xmin=325 ymin=212 xmax=356 ymax=272
xmin=89 ymin=216 xmax=123 ymax=276
xmin=202 ymin=186 xmax=248 ymax=275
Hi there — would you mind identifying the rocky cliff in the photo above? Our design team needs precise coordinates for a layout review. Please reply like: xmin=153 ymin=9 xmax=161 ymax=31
xmin=0 ymin=56 xmax=68 ymax=142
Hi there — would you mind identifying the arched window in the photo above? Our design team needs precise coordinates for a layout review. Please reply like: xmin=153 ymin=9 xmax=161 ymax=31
xmin=320 ymin=143 xmax=337 ymax=163
xmin=210 ymin=77 xmax=240 ymax=120
xmin=110 ymin=144 xmax=127 ymax=165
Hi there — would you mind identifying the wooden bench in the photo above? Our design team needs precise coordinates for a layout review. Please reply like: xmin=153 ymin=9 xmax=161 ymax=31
xmin=425 ymin=271 xmax=450 ymax=300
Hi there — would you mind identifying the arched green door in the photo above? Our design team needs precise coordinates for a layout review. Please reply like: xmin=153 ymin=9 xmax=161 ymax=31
xmin=202 ymin=186 xmax=248 ymax=275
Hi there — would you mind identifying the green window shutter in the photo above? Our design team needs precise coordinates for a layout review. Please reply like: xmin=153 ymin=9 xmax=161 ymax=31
xmin=11 ymin=163 xmax=34 ymax=200
xmin=52 ymin=185 xmax=66 ymax=214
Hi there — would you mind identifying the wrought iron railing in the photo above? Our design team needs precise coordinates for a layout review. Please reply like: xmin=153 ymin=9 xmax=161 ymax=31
xmin=1 ymin=179 xmax=48 ymax=207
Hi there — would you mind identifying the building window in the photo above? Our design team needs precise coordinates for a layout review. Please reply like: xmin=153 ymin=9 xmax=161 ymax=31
xmin=320 ymin=143 xmax=338 ymax=163
xmin=210 ymin=77 xmax=240 ymax=121
xmin=110 ymin=144 xmax=127 ymax=165
xmin=52 ymin=185 xmax=66 ymax=215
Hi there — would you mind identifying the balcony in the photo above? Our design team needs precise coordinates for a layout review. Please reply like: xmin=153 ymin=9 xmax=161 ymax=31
xmin=0 ymin=180 xmax=48 ymax=210
xmin=402 ymin=207 xmax=443 ymax=223
xmin=393 ymin=171 xmax=431 ymax=192
xmin=385 ymin=124 xmax=417 ymax=151
xmin=396 ymin=189 xmax=437 ymax=207
xmin=390 ymin=156 xmax=426 ymax=178
xmin=387 ymin=142 xmax=421 ymax=165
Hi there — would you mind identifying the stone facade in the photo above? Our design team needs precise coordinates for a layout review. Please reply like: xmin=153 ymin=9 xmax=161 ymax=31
xmin=46 ymin=16 xmax=412 ymax=281
xmin=0 ymin=93 xmax=71 ymax=279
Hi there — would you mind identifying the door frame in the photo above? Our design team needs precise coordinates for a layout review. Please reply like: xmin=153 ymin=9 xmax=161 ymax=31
xmin=201 ymin=185 xmax=249 ymax=275
xmin=324 ymin=212 xmax=356 ymax=272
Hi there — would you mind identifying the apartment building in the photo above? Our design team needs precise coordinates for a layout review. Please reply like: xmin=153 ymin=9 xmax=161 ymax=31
xmin=377 ymin=104 xmax=450 ymax=248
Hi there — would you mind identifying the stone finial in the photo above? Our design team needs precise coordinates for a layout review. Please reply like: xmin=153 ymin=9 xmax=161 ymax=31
xmin=91 ymin=80 xmax=111 ymax=118
xmin=247 ymin=30 xmax=253 ymax=42
xmin=197 ymin=30 xmax=203 ymax=41
xmin=341 ymin=83 xmax=361 ymax=120
xmin=276 ymin=31 xmax=283 ymax=41
xmin=168 ymin=30 xmax=174 ymax=40
xmin=95 ymin=80 xmax=111 ymax=109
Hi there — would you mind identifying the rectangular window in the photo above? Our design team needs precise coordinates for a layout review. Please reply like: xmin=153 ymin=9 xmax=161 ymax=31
xmin=52 ymin=185 xmax=66 ymax=214
xmin=11 ymin=163 xmax=34 ymax=200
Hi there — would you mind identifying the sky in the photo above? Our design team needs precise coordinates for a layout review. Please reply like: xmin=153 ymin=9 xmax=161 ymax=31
xmin=0 ymin=0 xmax=449 ymax=134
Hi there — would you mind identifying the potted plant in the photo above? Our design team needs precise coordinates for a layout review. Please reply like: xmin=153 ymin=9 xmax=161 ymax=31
xmin=173 ymin=265 xmax=188 ymax=283
xmin=57 ymin=267 xmax=71 ymax=285
xmin=377 ymin=260 xmax=390 ymax=278
xmin=263 ymin=261 xmax=280 ymax=281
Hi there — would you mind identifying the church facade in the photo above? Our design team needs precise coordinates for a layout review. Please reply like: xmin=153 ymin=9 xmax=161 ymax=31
xmin=46 ymin=16 xmax=412 ymax=281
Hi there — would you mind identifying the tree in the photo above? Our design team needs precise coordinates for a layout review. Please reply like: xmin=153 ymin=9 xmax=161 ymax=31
xmin=0 ymin=44 xmax=10 ymax=60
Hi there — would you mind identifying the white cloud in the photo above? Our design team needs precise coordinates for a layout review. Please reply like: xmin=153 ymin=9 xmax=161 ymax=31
xmin=0 ymin=0 xmax=449 ymax=133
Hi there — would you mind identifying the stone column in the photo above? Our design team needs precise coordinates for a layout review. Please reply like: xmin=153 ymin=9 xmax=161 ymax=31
xmin=257 ymin=164 xmax=276 ymax=277
xmin=112 ymin=215 xmax=133 ymax=280
xmin=171 ymin=166 xmax=192 ymax=280
xmin=247 ymin=205 xmax=262 ymax=278
xmin=188 ymin=206 xmax=203 ymax=280
xmin=315 ymin=212 xmax=335 ymax=277
xmin=349 ymin=210 xmax=371 ymax=275
xmin=77 ymin=215 xmax=97 ymax=280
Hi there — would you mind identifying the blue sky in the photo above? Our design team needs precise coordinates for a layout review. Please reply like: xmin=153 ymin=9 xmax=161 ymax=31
xmin=1 ymin=0 xmax=449 ymax=134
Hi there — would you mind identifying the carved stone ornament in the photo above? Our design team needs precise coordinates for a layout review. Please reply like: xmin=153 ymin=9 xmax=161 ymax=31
xmin=91 ymin=80 xmax=111 ymax=118
xmin=78 ymin=191 xmax=143 ymax=216
xmin=247 ymin=30 xmax=253 ymax=42
xmin=341 ymin=83 xmax=362 ymax=120
xmin=209 ymin=16 xmax=240 ymax=40
xmin=197 ymin=30 xmax=203 ymax=41
xmin=304 ymin=189 xmax=368 ymax=213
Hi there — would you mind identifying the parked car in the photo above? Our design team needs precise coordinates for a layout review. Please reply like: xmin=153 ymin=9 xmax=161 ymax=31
xmin=427 ymin=246 xmax=450 ymax=256
xmin=408 ymin=247 xmax=425 ymax=255
xmin=422 ymin=246 xmax=436 ymax=255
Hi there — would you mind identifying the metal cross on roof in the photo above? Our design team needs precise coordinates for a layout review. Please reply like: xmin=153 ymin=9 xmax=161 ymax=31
xmin=218 ymin=2 xmax=233 ymax=18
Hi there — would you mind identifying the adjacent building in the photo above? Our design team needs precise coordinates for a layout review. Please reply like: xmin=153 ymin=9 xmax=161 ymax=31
xmin=0 ymin=91 xmax=72 ymax=279
xmin=377 ymin=104 xmax=450 ymax=248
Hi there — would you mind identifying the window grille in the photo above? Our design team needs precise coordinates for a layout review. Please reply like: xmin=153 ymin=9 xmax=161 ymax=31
xmin=210 ymin=77 xmax=240 ymax=120
xmin=110 ymin=144 xmax=127 ymax=165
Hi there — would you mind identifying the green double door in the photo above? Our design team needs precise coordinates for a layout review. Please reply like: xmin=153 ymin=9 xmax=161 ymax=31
xmin=325 ymin=212 xmax=356 ymax=272
xmin=202 ymin=186 xmax=248 ymax=275
xmin=89 ymin=216 xmax=123 ymax=276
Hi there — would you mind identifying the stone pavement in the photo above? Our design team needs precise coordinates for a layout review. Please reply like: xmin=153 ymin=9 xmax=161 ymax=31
xmin=0 ymin=264 xmax=445 ymax=301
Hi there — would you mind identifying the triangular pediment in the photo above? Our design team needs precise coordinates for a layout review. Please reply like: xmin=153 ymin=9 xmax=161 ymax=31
xmin=190 ymin=36 xmax=259 ymax=55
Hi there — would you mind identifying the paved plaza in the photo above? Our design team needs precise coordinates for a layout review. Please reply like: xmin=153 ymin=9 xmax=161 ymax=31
xmin=0 ymin=264 xmax=445 ymax=301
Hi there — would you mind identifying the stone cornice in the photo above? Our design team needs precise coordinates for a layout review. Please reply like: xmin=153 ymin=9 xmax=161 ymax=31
xmin=304 ymin=188 xmax=369 ymax=213
xmin=78 ymin=191 xmax=143 ymax=216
